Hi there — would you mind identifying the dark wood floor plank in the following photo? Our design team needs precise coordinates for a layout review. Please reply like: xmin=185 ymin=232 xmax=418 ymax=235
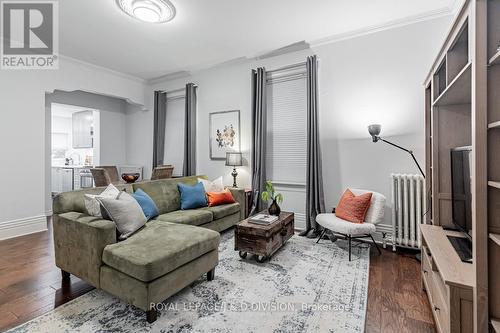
xmin=0 ymin=286 xmax=56 ymax=317
xmin=367 ymin=247 xmax=436 ymax=333
xmin=0 ymin=311 xmax=18 ymax=329
xmin=365 ymin=263 xmax=383 ymax=333
xmin=0 ymin=269 xmax=63 ymax=302
xmin=0 ymin=225 xmax=436 ymax=332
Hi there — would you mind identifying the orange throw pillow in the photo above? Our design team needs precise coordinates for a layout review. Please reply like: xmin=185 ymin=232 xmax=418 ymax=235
xmin=335 ymin=189 xmax=372 ymax=224
xmin=206 ymin=190 xmax=236 ymax=207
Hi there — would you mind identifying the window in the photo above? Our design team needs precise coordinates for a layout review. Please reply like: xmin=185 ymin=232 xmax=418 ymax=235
xmin=164 ymin=92 xmax=185 ymax=177
xmin=266 ymin=68 xmax=307 ymax=185
xmin=266 ymin=65 xmax=307 ymax=228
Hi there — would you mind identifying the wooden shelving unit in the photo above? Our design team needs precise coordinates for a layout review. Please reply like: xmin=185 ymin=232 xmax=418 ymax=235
xmin=490 ymin=233 xmax=500 ymax=247
xmin=425 ymin=82 xmax=433 ymax=224
xmin=492 ymin=318 xmax=500 ymax=333
xmin=489 ymin=120 xmax=500 ymax=129
xmin=421 ymin=226 xmax=473 ymax=333
xmin=490 ymin=50 xmax=500 ymax=66
xmin=423 ymin=0 xmax=498 ymax=331
xmin=433 ymin=62 xmax=471 ymax=106
xmin=488 ymin=0 xmax=500 ymax=329
xmin=489 ymin=181 xmax=500 ymax=189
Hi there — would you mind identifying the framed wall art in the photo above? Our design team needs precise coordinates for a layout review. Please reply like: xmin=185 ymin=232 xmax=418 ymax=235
xmin=209 ymin=110 xmax=241 ymax=160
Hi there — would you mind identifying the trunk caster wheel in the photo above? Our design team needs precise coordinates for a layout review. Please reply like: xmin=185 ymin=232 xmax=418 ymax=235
xmin=256 ymin=255 xmax=267 ymax=263
xmin=239 ymin=251 xmax=247 ymax=259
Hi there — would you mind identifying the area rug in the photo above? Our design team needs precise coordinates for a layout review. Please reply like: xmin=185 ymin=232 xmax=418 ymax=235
xmin=7 ymin=231 xmax=370 ymax=333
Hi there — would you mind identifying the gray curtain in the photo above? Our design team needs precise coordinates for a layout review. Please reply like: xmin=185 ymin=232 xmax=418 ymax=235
xmin=300 ymin=55 xmax=326 ymax=237
xmin=153 ymin=91 xmax=167 ymax=169
xmin=250 ymin=67 xmax=267 ymax=215
xmin=183 ymin=83 xmax=197 ymax=176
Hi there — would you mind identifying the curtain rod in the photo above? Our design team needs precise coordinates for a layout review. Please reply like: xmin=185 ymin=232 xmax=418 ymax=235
xmin=266 ymin=61 xmax=307 ymax=74
xmin=166 ymin=87 xmax=185 ymax=94
xmin=159 ymin=85 xmax=197 ymax=95
xmin=267 ymin=73 xmax=307 ymax=84
xmin=167 ymin=95 xmax=186 ymax=102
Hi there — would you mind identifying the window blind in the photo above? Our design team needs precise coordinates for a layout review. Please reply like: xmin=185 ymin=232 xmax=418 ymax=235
xmin=266 ymin=74 xmax=307 ymax=185
xmin=164 ymin=96 xmax=185 ymax=177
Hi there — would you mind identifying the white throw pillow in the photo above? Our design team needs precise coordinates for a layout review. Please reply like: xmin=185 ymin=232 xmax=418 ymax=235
xmin=97 ymin=191 xmax=147 ymax=240
xmin=84 ymin=184 xmax=120 ymax=217
xmin=198 ymin=177 xmax=224 ymax=192
xmin=351 ymin=189 xmax=386 ymax=224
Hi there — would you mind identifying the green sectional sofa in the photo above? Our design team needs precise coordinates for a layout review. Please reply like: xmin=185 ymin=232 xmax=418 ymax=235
xmin=52 ymin=175 xmax=246 ymax=323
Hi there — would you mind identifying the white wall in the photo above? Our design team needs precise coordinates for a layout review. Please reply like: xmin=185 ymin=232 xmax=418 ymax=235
xmin=315 ymin=17 xmax=451 ymax=230
xmin=137 ymin=16 xmax=452 ymax=231
xmin=0 ymin=57 xmax=146 ymax=240
xmin=125 ymin=101 xmax=153 ymax=178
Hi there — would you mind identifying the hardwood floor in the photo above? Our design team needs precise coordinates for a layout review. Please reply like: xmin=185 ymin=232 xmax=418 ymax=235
xmin=0 ymin=222 xmax=94 ymax=331
xmin=366 ymin=246 xmax=435 ymax=333
xmin=0 ymin=224 xmax=435 ymax=332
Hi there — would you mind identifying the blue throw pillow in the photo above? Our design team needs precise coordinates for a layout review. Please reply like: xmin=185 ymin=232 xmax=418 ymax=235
xmin=178 ymin=182 xmax=208 ymax=210
xmin=132 ymin=189 xmax=159 ymax=220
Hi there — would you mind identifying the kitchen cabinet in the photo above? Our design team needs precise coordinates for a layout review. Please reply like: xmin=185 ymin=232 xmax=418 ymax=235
xmin=72 ymin=111 xmax=93 ymax=148
xmin=52 ymin=167 xmax=74 ymax=193
xmin=51 ymin=167 xmax=60 ymax=194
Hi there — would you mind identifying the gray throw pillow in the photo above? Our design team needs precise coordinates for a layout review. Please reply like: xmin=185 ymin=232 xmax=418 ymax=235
xmin=97 ymin=191 xmax=147 ymax=239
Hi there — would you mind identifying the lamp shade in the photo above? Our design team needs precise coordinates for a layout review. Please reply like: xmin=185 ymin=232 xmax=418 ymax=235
xmin=225 ymin=152 xmax=242 ymax=166
xmin=368 ymin=124 xmax=381 ymax=142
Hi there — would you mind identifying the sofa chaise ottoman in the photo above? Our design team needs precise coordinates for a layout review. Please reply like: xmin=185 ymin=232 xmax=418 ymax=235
xmin=52 ymin=175 xmax=245 ymax=322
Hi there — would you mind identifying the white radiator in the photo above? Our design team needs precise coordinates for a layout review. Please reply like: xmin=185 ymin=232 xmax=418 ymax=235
xmin=390 ymin=174 xmax=426 ymax=251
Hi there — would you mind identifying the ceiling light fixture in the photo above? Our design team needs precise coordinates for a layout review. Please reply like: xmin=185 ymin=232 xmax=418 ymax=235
xmin=116 ymin=0 xmax=176 ymax=24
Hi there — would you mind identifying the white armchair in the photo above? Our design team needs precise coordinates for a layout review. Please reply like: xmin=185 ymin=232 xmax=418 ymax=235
xmin=316 ymin=189 xmax=386 ymax=261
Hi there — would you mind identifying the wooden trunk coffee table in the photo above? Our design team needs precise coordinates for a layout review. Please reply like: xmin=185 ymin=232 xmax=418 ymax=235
xmin=234 ymin=211 xmax=294 ymax=263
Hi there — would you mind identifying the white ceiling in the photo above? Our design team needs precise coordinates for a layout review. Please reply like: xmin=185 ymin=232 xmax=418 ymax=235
xmin=60 ymin=0 xmax=458 ymax=80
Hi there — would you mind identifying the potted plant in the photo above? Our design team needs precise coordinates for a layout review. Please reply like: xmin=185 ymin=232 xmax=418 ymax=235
xmin=261 ymin=181 xmax=284 ymax=216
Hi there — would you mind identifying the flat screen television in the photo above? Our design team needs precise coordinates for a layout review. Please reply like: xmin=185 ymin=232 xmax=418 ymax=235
xmin=451 ymin=146 xmax=473 ymax=238
xmin=448 ymin=146 xmax=473 ymax=263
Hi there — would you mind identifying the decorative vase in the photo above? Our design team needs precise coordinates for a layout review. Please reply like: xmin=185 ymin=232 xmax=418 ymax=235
xmin=268 ymin=199 xmax=281 ymax=216
xmin=121 ymin=173 xmax=140 ymax=183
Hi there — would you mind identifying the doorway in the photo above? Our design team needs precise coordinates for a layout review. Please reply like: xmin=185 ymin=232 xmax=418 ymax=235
xmin=49 ymin=103 xmax=101 ymax=196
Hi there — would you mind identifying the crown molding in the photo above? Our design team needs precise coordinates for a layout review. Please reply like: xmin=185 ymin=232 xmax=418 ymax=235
xmin=148 ymin=56 xmax=254 ymax=84
xmin=58 ymin=54 xmax=147 ymax=84
xmin=142 ymin=4 xmax=457 ymax=84
xmin=0 ymin=37 xmax=149 ymax=84
xmin=310 ymin=7 xmax=454 ymax=48
xmin=252 ymin=41 xmax=310 ymax=60
xmin=148 ymin=70 xmax=192 ymax=85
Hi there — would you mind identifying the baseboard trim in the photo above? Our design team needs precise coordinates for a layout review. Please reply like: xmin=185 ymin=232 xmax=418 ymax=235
xmin=0 ymin=215 xmax=48 ymax=241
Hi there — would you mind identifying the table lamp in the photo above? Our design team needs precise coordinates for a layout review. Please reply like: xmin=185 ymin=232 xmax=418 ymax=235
xmin=225 ymin=152 xmax=243 ymax=187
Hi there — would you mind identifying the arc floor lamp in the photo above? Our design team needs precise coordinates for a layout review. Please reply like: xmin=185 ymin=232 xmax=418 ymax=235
xmin=368 ymin=124 xmax=425 ymax=178
xmin=368 ymin=124 xmax=425 ymax=261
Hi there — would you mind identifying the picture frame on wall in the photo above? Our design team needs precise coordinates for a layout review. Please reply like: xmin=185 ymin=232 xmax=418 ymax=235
xmin=209 ymin=110 xmax=241 ymax=160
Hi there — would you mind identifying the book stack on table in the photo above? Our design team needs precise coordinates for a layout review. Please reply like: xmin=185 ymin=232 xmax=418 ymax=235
xmin=249 ymin=214 xmax=279 ymax=225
